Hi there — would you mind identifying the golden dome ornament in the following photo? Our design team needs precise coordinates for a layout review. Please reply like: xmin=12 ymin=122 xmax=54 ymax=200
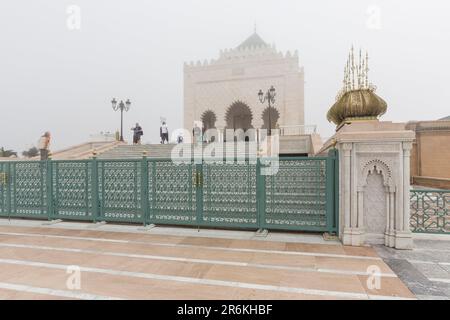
xmin=327 ymin=47 xmax=387 ymax=128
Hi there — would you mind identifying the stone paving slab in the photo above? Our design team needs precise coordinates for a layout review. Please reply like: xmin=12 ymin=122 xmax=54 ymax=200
xmin=0 ymin=218 xmax=340 ymax=245
xmin=375 ymin=241 xmax=450 ymax=300
xmin=0 ymin=219 xmax=415 ymax=300
xmin=412 ymin=263 xmax=450 ymax=280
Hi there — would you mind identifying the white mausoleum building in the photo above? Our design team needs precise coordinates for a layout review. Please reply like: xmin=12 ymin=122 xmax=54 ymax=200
xmin=183 ymin=32 xmax=305 ymax=142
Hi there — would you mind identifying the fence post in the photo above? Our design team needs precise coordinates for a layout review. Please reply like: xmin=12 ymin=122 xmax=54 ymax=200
xmin=91 ymin=154 xmax=99 ymax=223
xmin=324 ymin=148 xmax=340 ymax=235
xmin=334 ymin=148 xmax=340 ymax=236
xmin=141 ymin=152 xmax=149 ymax=225
xmin=326 ymin=149 xmax=336 ymax=234
xmin=46 ymin=157 xmax=53 ymax=220
xmin=5 ymin=162 xmax=11 ymax=217
xmin=256 ymin=158 xmax=266 ymax=230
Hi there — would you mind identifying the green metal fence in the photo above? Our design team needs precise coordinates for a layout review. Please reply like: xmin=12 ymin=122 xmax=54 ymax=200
xmin=411 ymin=189 xmax=450 ymax=234
xmin=0 ymin=150 xmax=339 ymax=233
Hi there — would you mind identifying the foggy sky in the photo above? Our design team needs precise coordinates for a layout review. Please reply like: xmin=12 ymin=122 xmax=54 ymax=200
xmin=1 ymin=0 xmax=449 ymax=152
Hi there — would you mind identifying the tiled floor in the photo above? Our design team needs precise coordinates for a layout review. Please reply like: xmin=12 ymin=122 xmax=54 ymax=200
xmin=0 ymin=219 xmax=415 ymax=300
xmin=375 ymin=239 xmax=450 ymax=300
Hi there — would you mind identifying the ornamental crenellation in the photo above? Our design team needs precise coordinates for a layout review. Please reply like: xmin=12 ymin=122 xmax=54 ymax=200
xmin=183 ymin=32 xmax=305 ymax=134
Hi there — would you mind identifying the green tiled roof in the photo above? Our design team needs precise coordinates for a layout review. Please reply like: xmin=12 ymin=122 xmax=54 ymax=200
xmin=237 ymin=32 xmax=268 ymax=49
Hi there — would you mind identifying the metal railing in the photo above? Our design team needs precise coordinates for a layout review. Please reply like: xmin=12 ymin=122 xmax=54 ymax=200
xmin=279 ymin=125 xmax=317 ymax=136
xmin=0 ymin=151 xmax=339 ymax=233
xmin=410 ymin=189 xmax=450 ymax=234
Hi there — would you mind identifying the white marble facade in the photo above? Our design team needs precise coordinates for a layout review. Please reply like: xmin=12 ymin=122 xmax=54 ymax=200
xmin=330 ymin=121 xmax=415 ymax=249
xmin=183 ymin=32 xmax=305 ymax=136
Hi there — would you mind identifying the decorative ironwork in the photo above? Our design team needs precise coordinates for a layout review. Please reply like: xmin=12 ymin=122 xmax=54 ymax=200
xmin=264 ymin=158 xmax=328 ymax=230
xmin=411 ymin=190 xmax=450 ymax=234
xmin=10 ymin=162 xmax=48 ymax=217
xmin=0 ymin=155 xmax=339 ymax=233
xmin=0 ymin=172 xmax=7 ymax=185
xmin=0 ymin=163 xmax=8 ymax=216
xmin=52 ymin=161 xmax=93 ymax=220
xmin=98 ymin=160 xmax=143 ymax=222
xmin=202 ymin=161 xmax=258 ymax=227
xmin=150 ymin=160 xmax=197 ymax=224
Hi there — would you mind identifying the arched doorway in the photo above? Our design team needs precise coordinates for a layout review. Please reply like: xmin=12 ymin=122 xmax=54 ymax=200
xmin=201 ymin=110 xmax=217 ymax=143
xmin=261 ymin=107 xmax=280 ymax=134
xmin=225 ymin=102 xmax=253 ymax=141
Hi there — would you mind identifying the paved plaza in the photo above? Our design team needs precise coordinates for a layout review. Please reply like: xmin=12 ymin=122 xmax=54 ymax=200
xmin=0 ymin=219 xmax=417 ymax=300
xmin=375 ymin=238 xmax=450 ymax=300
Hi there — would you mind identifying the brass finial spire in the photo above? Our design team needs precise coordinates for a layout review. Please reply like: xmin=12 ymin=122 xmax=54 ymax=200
xmin=340 ymin=46 xmax=373 ymax=95
xmin=365 ymin=51 xmax=369 ymax=88
xmin=358 ymin=49 xmax=363 ymax=89
xmin=327 ymin=47 xmax=387 ymax=127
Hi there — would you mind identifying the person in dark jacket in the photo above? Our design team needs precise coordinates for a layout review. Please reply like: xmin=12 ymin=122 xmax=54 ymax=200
xmin=131 ymin=123 xmax=143 ymax=144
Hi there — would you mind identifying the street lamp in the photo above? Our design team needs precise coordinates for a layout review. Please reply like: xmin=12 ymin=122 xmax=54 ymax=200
xmin=111 ymin=98 xmax=131 ymax=141
xmin=258 ymin=86 xmax=276 ymax=136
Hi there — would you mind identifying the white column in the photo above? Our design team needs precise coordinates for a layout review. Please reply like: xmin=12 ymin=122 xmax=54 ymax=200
xmin=388 ymin=187 xmax=396 ymax=247
xmin=388 ymin=141 xmax=414 ymax=249
xmin=385 ymin=188 xmax=390 ymax=246
xmin=217 ymin=127 xmax=224 ymax=143
xmin=342 ymin=143 xmax=352 ymax=229
xmin=351 ymin=147 xmax=358 ymax=228
xmin=255 ymin=127 xmax=261 ymax=145
xmin=396 ymin=150 xmax=404 ymax=231
xmin=357 ymin=187 xmax=364 ymax=228
xmin=402 ymin=142 xmax=412 ymax=231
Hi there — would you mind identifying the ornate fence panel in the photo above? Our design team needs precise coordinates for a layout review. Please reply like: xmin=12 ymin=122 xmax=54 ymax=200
xmin=9 ymin=161 xmax=49 ymax=218
xmin=0 ymin=152 xmax=339 ymax=233
xmin=411 ymin=189 xmax=450 ymax=234
xmin=148 ymin=160 xmax=197 ymax=225
xmin=201 ymin=160 xmax=258 ymax=228
xmin=51 ymin=161 xmax=94 ymax=221
xmin=0 ymin=162 xmax=9 ymax=216
xmin=261 ymin=152 xmax=338 ymax=233
xmin=97 ymin=160 xmax=143 ymax=223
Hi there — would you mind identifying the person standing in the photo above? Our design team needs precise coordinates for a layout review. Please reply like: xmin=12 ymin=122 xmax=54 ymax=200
xmin=192 ymin=123 xmax=202 ymax=145
xmin=131 ymin=123 xmax=143 ymax=145
xmin=38 ymin=132 xmax=51 ymax=160
xmin=160 ymin=122 xmax=169 ymax=144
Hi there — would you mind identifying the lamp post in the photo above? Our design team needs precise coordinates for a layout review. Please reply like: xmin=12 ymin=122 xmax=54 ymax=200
xmin=258 ymin=86 xmax=276 ymax=136
xmin=111 ymin=98 xmax=131 ymax=142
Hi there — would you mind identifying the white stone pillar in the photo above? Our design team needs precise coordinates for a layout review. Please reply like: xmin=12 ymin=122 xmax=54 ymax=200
xmin=217 ymin=127 xmax=224 ymax=143
xmin=403 ymin=142 xmax=412 ymax=231
xmin=357 ymin=186 xmax=364 ymax=228
xmin=386 ymin=186 xmax=396 ymax=247
xmin=329 ymin=120 xmax=415 ymax=249
xmin=342 ymin=143 xmax=353 ymax=245
xmin=393 ymin=142 xmax=414 ymax=249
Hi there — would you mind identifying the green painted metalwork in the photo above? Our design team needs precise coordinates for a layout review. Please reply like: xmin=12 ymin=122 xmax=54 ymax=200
xmin=201 ymin=161 xmax=258 ymax=228
xmin=333 ymin=149 xmax=340 ymax=235
xmin=410 ymin=189 xmax=450 ymax=234
xmin=51 ymin=161 xmax=93 ymax=220
xmin=261 ymin=156 xmax=333 ymax=232
xmin=97 ymin=160 xmax=143 ymax=223
xmin=91 ymin=157 xmax=99 ymax=222
xmin=0 ymin=154 xmax=340 ymax=233
xmin=141 ymin=155 xmax=149 ymax=224
xmin=9 ymin=161 xmax=48 ymax=218
xmin=148 ymin=160 xmax=197 ymax=225
xmin=0 ymin=162 xmax=9 ymax=216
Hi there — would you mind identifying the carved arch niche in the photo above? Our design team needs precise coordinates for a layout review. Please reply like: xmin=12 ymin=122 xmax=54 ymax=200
xmin=358 ymin=159 xmax=396 ymax=239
